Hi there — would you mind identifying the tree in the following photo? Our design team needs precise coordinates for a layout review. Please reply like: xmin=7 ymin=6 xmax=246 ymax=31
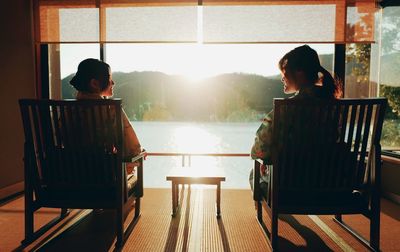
xmin=380 ymin=85 xmax=400 ymax=118
xmin=346 ymin=43 xmax=371 ymax=84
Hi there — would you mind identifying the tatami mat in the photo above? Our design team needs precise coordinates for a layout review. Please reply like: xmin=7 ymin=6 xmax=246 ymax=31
xmin=1 ymin=188 xmax=399 ymax=251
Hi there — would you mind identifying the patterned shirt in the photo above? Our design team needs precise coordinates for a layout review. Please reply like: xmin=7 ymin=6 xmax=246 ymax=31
xmin=251 ymin=110 xmax=274 ymax=163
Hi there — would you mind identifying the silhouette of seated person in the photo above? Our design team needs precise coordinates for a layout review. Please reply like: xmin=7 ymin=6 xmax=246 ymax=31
xmin=249 ymin=45 xmax=342 ymax=199
xmin=69 ymin=58 xmax=143 ymax=177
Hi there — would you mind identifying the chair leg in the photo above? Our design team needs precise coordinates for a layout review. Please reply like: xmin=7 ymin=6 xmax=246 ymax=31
xmin=135 ymin=198 xmax=141 ymax=218
xmin=271 ymin=212 xmax=278 ymax=250
xmin=61 ymin=208 xmax=69 ymax=216
xmin=257 ymin=201 xmax=262 ymax=222
xmin=22 ymin=207 xmax=70 ymax=246
xmin=23 ymin=207 xmax=34 ymax=244
xmin=333 ymin=215 xmax=379 ymax=252
xmin=23 ymin=185 xmax=34 ymax=244
xmin=116 ymin=207 xmax=124 ymax=249
xmin=370 ymin=208 xmax=380 ymax=251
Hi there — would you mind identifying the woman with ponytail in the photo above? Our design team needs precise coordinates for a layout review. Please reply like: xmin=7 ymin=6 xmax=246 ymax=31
xmin=249 ymin=45 xmax=342 ymax=195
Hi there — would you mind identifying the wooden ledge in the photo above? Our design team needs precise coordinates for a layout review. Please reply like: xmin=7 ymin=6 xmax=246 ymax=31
xmin=382 ymin=155 xmax=400 ymax=166
xmin=166 ymin=166 xmax=225 ymax=181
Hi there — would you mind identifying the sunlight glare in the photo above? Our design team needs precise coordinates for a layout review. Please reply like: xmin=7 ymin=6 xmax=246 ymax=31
xmin=172 ymin=125 xmax=220 ymax=153
xmin=170 ymin=125 xmax=221 ymax=168
xmin=97 ymin=43 xmax=334 ymax=82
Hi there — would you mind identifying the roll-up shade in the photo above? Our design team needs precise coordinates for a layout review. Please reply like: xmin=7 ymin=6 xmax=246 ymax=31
xmin=104 ymin=6 xmax=197 ymax=42
xmin=346 ymin=1 xmax=377 ymax=42
xmin=36 ymin=0 xmax=197 ymax=43
xmin=38 ymin=1 xmax=98 ymax=42
xmin=35 ymin=0 xmax=379 ymax=43
xmin=203 ymin=3 xmax=341 ymax=43
xmin=202 ymin=0 xmax=377 ymax=43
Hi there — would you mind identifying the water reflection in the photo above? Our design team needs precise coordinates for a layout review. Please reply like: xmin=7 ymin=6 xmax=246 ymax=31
xmin=171 ymin=125 xmax=221 ymax=153
xmin=134 ymin=122 xmax=258 ymax=188
xmin=170 ymin=125 xmax=221 ymax=168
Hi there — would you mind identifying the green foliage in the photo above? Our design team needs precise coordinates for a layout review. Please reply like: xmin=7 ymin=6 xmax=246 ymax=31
xmin=226 ymin=108 xmax=259 ymax=122
xmin=381 ymin=119 xmax=400 ymax=148
xmin=224 ymin=97 xmax=259 ymax=122
xmin=142 ymin=104 xmax=172 ymax=121
xmin=380 ymin=85 xmax=400 ymax=118
xmin=346 ymin=44 xmax=371 ymax=83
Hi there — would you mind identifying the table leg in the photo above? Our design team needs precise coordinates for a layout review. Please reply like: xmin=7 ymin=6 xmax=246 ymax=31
xmin=175 ymin=183 xmax=179 ymax=210
xmin=216 ymin=182 xmax=221 ymax=218
xmin=172 ymin=181 xmax=177 ymax=217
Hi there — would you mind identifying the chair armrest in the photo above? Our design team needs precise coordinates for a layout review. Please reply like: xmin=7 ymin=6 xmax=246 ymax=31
xmin=130 ymin=151 xmax=147 ymax=163
xmin=133 ymin=152 xmax=146 ymax=198
xmin=122 ymin=152 xmax=146 ymax=199
xmin=370 ymin=144 xmax=381 ymax=188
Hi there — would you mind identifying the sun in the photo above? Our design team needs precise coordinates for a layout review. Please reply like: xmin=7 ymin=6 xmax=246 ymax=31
xmin=178 ymin=44 xmax=214 ymax=82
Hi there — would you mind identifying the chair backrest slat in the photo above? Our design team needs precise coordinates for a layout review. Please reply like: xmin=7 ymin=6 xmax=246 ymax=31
xmin=272 ymin=98 xmax=387 ymax=194
xmin=96 ymin=105 xmax=110 ymax=182
xmin=339 ymin=105 xmax=349 ymax=142
xmin=50 ymin=105 xmax=64 ymax=183
xmin=325 ymin=104 xmax=339 ymax=188
xmin=31 ymin=104 xmax=49 ymax=181
xmin=346 ymin=104 xmax=358 ymax=150
xmin=357 ymin=104 xmax=374 ymax=184
xmin=353 ymin=104 xmax=365 ymax=155
xmin=19 ymin=99 xmax=124 ymax=198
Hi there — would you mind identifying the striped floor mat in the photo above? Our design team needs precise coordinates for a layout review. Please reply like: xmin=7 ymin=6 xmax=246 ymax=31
xmin=1 ymin=188 xmax=399 ymax=251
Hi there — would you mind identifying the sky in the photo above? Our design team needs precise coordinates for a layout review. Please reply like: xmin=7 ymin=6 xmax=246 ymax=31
xmin=60 ymin=43 xmax=334 ymax=80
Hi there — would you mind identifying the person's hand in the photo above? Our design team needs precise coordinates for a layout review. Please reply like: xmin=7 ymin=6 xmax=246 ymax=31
xmin=260 ymin=164 xmax=268 ymax=176
xmin=126 ymin=162 xmax=136 ymax=174
xmin=141 ymin=148 xmax=148 ymax=160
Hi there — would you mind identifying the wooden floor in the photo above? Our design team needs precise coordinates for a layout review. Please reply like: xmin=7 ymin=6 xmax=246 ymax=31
xmin=1 ymin=188 xmax=399 ymax=251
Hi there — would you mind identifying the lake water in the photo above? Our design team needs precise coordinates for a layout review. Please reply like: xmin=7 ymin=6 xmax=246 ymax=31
xmin=133 ymin=121 xmax=260 ymax=188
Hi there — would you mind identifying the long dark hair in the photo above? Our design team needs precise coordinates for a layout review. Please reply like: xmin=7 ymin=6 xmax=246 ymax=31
xmin=70 ymin=58 xmax=110 ymax=92
xmin=278 ymin=45 xmax=342 ymax=99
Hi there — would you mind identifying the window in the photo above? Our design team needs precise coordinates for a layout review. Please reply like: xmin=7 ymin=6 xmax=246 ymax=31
xmin=54 ymin=43 xmax=333 ymax=188
xmin=50 ymin=44 xmax=100 ymax=99
xmin=379 ymin=6 xmax=400 ymax=153
xmin=37 ymin=0 xmax=389 ymax=188
xmin=344 ymin=6 xmax=400 ymax=154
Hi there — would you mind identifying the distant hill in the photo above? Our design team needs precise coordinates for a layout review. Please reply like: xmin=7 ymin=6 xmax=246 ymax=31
xmin=62 ymin=71 xmax=289 ymax=121
xmin=61 ymin=53 xmax=341 ymax=121
xmin=319 ymin=54 xmax=334 ymax=72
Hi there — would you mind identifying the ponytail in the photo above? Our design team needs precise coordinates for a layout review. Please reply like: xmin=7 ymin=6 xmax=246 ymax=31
xmin=319 ymin=66 xmax=342 ymax=99
xmin=278 ymin=45 xmax=343 ymax=99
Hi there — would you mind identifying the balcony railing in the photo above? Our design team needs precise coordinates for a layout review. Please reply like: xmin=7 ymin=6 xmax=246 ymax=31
xmin=147 ymin=152 xmax=250 ymax=167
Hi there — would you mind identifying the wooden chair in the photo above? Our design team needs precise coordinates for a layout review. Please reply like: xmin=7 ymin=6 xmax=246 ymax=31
xmin=19 ymin=99 xmax=145 ymax=249
xmin=253 ymin=98 xmax=387 ymax=251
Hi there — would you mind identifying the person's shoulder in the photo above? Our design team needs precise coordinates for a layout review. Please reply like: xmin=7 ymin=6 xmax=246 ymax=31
xmin=76 ymin=91 xmax=103 ymax=100
xmin=296 ymin=85 xmax=332 ymax=100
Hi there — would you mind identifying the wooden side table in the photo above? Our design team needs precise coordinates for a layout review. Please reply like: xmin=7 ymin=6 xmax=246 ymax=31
xmin=166 ymin=167 xmax=226 ymax=218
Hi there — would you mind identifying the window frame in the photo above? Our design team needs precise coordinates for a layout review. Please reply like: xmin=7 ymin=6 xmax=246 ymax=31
xmin=379 ymin=0 xmax=400 ymax=158
xmin=36 ymin=0 xmax=400 ymax=159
